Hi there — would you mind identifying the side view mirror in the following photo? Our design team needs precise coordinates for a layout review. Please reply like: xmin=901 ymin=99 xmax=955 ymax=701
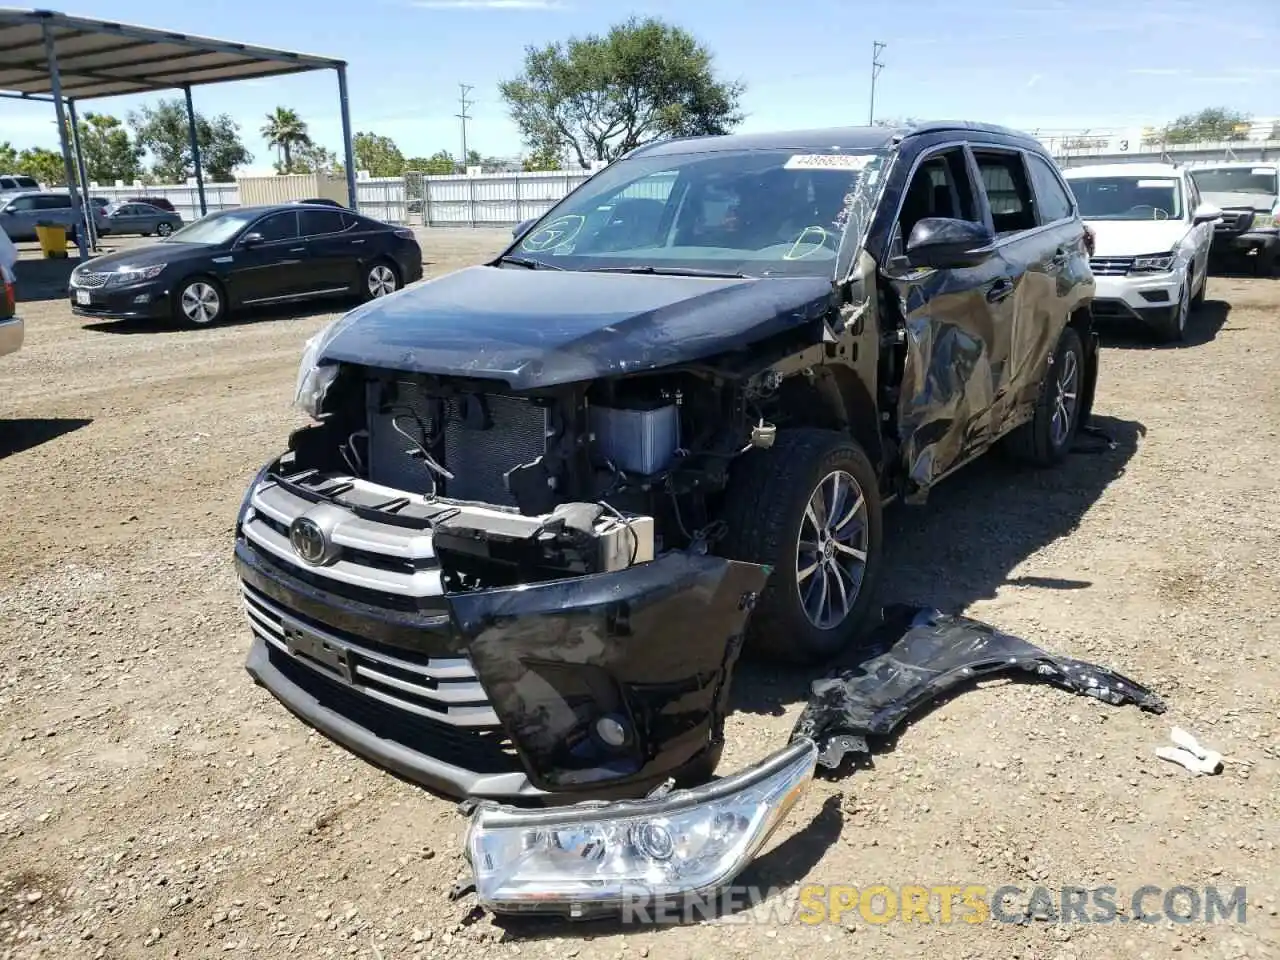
xmin=511 ymin=217 xmax=536 ymax=240
xmin=1192 ymin=203 xmax=1222 ymax=225
xmin=240 ymin=231 xmax=265 ymax=247
xmin=904 ymin=217 xmax=995 ymax=270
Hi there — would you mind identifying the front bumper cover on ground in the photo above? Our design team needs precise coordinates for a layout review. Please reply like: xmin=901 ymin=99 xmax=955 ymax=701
xmin=458 ymin=605 xmax=1165 ymax=917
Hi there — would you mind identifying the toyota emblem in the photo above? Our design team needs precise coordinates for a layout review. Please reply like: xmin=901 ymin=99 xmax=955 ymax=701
xmin=289 ymin=517 xmax=329 ymax=565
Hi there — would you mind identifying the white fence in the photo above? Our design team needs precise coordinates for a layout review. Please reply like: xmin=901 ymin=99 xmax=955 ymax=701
xmin=85 ymin=135 xmax=1279 ymax=228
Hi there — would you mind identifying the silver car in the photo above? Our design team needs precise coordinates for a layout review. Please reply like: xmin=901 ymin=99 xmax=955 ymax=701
xmin=0 ymin=173 xmax=41 ymax=201
xmin=0 ymin=191 xmax=110 ymax=242
xmin=103 ymin=200 xmax=184 ymax=237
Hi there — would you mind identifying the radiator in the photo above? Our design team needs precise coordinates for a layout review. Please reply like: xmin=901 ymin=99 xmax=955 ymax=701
xmin=367 ymin=380 xmax=548 ymax=506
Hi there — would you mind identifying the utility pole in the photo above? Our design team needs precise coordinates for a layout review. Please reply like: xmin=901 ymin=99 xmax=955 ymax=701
xmin=456 ymin=83 xmax=474 ymax=173
xmin=869 ymin=41 xmax=886 ymax=126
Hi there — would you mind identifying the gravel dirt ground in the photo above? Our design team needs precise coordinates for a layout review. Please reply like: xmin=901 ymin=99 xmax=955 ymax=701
xmin=1 ymin=229 xmax=1277 ymax=960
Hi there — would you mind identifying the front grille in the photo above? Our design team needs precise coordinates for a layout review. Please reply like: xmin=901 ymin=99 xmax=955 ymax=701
xmin=368 ymin=379 xmax=549 ymax=506
xmin=73 ymin=271 xmax=109 ymax=289
xmin=242 ymin=579 xmax=502 ymax=729
xmin=266 ymin=645 xmax=517 ymax=774
xmin=1089 ymin=256 xmax=1134 ymax=277
xmin=1214 ymin=209 xmax=1254 ymax=235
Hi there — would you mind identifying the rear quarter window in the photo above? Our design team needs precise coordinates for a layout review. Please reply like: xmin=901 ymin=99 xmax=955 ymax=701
xmin=1025 ymin=153 xmax=1074 ymax=223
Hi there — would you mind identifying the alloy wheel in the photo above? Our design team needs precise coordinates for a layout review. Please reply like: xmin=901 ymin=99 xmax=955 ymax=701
xmin=1050 ymin=346 xmax=1079 ymax=448
xmin=157 ymin=222 xmax=173 ymax=236
xmin=367 ymin=264 xmax=397 ymax=298
xmin=181 ymin=282 xmax=220 ymax=325
xmin=796 ymin=469 xmax=870 ymax=630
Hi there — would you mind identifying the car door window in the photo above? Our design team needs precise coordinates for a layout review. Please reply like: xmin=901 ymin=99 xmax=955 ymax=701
xmin=35 ymin=195 xmax=72 ymax=210
xmin=0 ymin=178 xmax=14 ymax=190
xmin=892 ymin=147 xmax=980 ymax=255
xmin=973 ymin=151 xmax=1037 ymax=236
xmin=299 ymin=209 xmax=348 ymax=238
xmin=1025 ymin=153 xmax=1074 ymax=225
xmin=7 ymin=197 xmax=37 ymax=212
xmin=250 ymin=212 xmax=299 ymax=243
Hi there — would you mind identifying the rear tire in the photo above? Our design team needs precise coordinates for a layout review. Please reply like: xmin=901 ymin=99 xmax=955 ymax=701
xmin=156 ymin=222 xmax=174 ymax=237
xmin=362 ymin=260 xmax=400 ymax=301
xmin=1003 ymin=324 xmax=1085 ymax=466
xmin=717 ymin=428 xmax=883 ymax=665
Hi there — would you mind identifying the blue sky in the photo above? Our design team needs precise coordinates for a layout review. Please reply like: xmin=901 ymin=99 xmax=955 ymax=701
xmin=2 ymin=0 xmax=1276 ymax=175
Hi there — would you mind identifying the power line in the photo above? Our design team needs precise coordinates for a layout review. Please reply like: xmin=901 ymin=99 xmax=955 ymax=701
xmin=869 ymin=41 xmax=886 ymax=126
xmin=456 ymin=83 xmax=474 ymax=172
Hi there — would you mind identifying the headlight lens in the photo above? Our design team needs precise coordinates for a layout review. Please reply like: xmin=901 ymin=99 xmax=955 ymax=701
xmin=464 ymin=738 xmax=817 ymax=917
xmin=294 ymin=325 xmax=340 ymax=419
xmin=1129 ymin=253 xmax=1176 ymax=274
xmin=1253 ymin=212 xmax=1276 ymax=229
xmin=108 ymin=263 xmax=166 ymax=285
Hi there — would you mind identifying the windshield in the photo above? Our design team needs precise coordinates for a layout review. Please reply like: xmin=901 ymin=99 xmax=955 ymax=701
xmin=505 ymin=147 xmax=887 ymax=278
xmin=1068 ymin=176 xmax=1183 ymax=221
xmin=164 ymin=209 xmax=258 ymax=244
xmin=1189 ymin=167 xmax=1277 ymax=196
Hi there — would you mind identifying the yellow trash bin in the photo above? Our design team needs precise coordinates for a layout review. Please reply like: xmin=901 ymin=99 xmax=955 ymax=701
xmin=35 ymin=222 xmax=68 ymax=258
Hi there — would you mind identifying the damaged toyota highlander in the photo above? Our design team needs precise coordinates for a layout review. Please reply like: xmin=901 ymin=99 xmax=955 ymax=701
xmin=235 ymin=121 xmax=1098 ymax=913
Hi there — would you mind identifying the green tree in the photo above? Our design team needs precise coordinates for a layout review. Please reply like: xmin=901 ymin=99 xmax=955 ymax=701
xmin=405 ymin=152 xmax=458 ymax=174
xmin=353 ymin=131 xmax=405 ymax=177
xmin=1154 ymin=108 xmax=1251 ymax=145
xmin=293 ymin=142 xmax=338 ymax=174
xmin=261 ymin=106 xmax=312 ymax=173
xmin=521 ymin=143 xmax=562 ymax=171
xmin=499 ymin=17 xmax=744 ymax=168
xmin=0 ymin=141 xmax=17 ymax=172
xmin=129 ymin=98 xmax=253 ymax=183
xmin=16 ymin=147 xmax=66 ymax=186
xmin=75 ymin=112 xmax=143 ymax=184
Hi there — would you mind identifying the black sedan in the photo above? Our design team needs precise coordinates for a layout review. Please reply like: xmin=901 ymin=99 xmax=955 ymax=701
xmin=68 ymin=204 xmax=423 ymax=326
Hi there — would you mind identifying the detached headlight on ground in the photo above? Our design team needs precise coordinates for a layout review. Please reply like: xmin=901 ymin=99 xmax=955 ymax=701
xmin=464 ymin=738 xmax=817 ymax=917
xmin=1129 ymin=253 xmax=1176 ymax=273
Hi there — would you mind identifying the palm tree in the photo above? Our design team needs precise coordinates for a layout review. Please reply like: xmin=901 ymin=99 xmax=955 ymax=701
xmin=261 ymin=107 xmax=312 ymax=173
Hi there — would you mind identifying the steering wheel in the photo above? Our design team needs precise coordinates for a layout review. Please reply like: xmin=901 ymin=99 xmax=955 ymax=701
xmin=780 ymin=225 xmax=839 ymax=260
xmin=1125 ymin=204 xmax=1169 ymax=221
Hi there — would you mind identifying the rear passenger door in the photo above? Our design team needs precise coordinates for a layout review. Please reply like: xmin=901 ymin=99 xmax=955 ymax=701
xmin=883 ymin=144 xmax=1012 ymax=486
xmin=299 ymin=208 xmax=361 ymax=294
xmin=970 ymin=148 xmax=1059 ymax=434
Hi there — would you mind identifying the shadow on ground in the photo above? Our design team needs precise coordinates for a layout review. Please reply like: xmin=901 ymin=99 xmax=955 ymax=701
xmin=81 ymin=298 xmax=349 ymax=334
xmin=730 ymin=414 xmax=1146 ymax=719
xmin=0 ymin=417 xmax=92 ymax=458
xmin=1098 ymin=299 xmax=1231 ymax=350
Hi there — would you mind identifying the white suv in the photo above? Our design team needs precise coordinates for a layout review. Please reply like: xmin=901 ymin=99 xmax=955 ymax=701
xmin=1063 ymin=163 xmax=1220 ymax=343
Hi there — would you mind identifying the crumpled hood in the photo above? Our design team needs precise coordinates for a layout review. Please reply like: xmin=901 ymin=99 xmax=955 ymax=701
xmin=1197 ymin=191 xmax=1276 ymax=213
xmin=317 ymin=265 xmax=835 ymax=389
xmin=1081 ymin=218 xmax=1193 ymax=257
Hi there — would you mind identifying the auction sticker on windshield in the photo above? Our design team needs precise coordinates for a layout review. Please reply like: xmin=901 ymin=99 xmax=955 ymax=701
xmin=784 ymin=154 xmax=874 ymax=171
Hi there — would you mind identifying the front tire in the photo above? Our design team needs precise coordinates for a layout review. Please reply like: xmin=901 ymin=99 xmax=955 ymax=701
xmin=717 ymin=429 xmax=883 ymax=664
xmin=1003 ymin=324 xmax=1084 ymax=466
xmin=174 ymin=277 xmax=225 ymax=327
xmin=363 ymin=261 xmax=399 ymax=301
xmin=1151 ymin=276 xmax=1190 ymax=343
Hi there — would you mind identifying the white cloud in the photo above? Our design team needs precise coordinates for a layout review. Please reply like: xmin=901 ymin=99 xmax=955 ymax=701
xmin=1129 ymin=67 xmax=1188 ymax=76
xmin=412 ymin=0 xmax=563 ymax=9
xmin=1026 ymin=74 xmax=1043 ymax=88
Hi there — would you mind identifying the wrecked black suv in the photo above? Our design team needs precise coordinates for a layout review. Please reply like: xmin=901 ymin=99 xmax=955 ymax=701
xmin=235 ymin=122 xmax=1097 ymax=818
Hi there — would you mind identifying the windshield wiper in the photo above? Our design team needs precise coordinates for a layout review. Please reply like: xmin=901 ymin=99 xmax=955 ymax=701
xmin=586 ymin=265 xmax=748 ymax=278
xmin=496 ymin=255 xmax=563 ymax=270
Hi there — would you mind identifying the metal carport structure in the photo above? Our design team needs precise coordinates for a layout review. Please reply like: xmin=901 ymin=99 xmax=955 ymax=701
xmin=0 ymin=8 xmax=358 ymax=259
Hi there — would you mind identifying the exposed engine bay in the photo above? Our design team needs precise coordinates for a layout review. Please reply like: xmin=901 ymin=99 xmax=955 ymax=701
xmin=283 ymin=359 xmax=803 ymax=592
